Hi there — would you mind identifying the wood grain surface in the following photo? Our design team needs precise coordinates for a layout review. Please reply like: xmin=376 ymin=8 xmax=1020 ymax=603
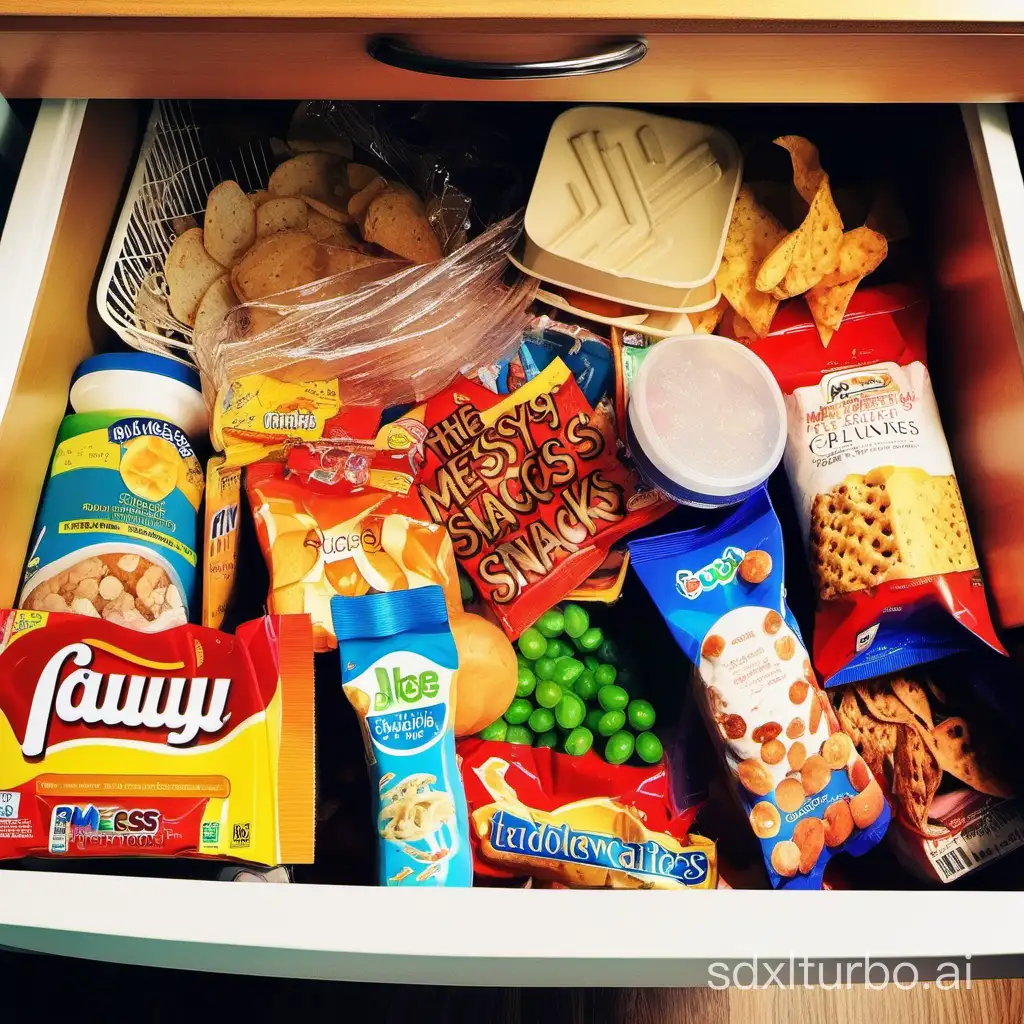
xmin=0 ymin=0 xmax=1021 ymax=23
xmin=1 ymin=20 xmax=1024 ymax=101
xmin=0 ymin=948 xmax=1019 ymax=1022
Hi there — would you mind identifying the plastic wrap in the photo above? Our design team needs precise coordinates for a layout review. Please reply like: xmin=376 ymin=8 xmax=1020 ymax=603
xmin=193 ymin=100 xmax=537 ymax=408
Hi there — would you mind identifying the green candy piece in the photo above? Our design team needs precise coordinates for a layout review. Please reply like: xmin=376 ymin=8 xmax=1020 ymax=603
xmin=516 ymin=665 xmax=537 ymax=698
xmin=535 ymin=608 xmax=566 ymax=638
xmin=535 ymin=656 xmax=557 ymax=681
xmin=604 ymin=730 xmax=635 ymax=765
xmin=585 ymin=708 xmax=604 ymax=734
xmin=506 ymin=725 xmax=534 ymax=746
xmin=635 ymin=732 xmax=664 ymax=764
xmin=597 ymin=709 xmax=626 ymax=737
xmin=545 ymin=638 xmax=573 ymax=660
xmin=563 ymin=603 xmax=590 ymax=639
xmin=528 ymin=707 xmax=555 ymax=734
xmin=597 ymin=684 xmax=628 ymax=712
xmin=554 ymin=657 xmax=585 ymax=687
xmin=459 ymin=572 xmax=474 ymax=604
xmin=573 ymin=670 xmax=599 ymax=701
xmin=535 ymin=680 xmax=562 ymax=709
xmin=577 ymin=626 xmax=604 ymax=652
xmin=555 ymin=692 xmax=586 ymax=730
xmin=504 ymin=698 xmax=533 ymax=726
xmin=518 ymin=627 xmax=547 ymax=661
xmin=563 ymin=726 xmax=594 ymax=757
xmin=535 ymin=730 xmax=559 ymax=749
xmin=628 ymin=699 xmax=656 ymax=732
xmin=584 ymin=655 xmax=601 ymax=672
xmin=478 ymin=718 xmax=508 ymax=742
xmin=594 ymin=663 xmax=618 ymax=687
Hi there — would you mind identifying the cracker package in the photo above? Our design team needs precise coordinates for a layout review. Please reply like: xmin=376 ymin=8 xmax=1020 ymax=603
xmin=247 ymin=443 xmax=461 ymax=652
xmin=458 ymin=740 xmax=715 ymax=889
xmin=413 ymin=359 xmax=669 ymax=638
xmin=834 ymin=666 xmax=1023 ymax=883
xmin=629 ymin=489 xmax=891 ymax=889
xmin=0 ymin=610 xmax=315 ymax=865
xmin=749 ymin=283 xmax=1004 ymax=685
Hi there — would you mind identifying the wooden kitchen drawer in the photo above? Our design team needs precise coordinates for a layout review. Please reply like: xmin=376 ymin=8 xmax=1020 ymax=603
xmin=0 ymin=98 xmax=1021 ymax=983
xmin=0 ymin=7 xmax=1023 ymax=102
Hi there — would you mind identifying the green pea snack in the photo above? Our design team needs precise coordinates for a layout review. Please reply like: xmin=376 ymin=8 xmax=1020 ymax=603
xmin=480 ymin=603 xmax=663 ymax=768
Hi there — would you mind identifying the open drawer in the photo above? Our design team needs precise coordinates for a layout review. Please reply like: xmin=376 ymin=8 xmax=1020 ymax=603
xmin=0 ymin=99 xmax=1022 ymax=986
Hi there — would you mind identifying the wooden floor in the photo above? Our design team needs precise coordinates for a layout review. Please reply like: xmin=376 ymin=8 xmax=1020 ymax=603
xmin=3 ymin=952 xmax=1020 ymax=1022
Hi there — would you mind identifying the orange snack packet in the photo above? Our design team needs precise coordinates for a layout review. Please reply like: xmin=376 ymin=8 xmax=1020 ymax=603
xmin=247 ymin=443 xmax=462 ymax=652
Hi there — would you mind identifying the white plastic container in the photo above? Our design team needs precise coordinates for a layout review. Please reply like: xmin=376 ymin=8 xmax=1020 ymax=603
xmin=69 ymin=351 xmax=208 ymax=439
xmin=524 ymin=107 xmax=742 ymax=295
xmin=626 ymin=335 xmax=786 ymax=508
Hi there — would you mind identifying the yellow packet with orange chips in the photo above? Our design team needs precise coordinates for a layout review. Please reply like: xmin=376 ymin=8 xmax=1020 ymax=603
xmin=211 ymin=374 xmax=382 ymax=468
xmin=247 ymin=443 xmax=462 ymax=652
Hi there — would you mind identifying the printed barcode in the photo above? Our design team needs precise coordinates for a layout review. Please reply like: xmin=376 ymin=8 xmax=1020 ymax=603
xmin=937 ymin=846 xmax=973 ymax=879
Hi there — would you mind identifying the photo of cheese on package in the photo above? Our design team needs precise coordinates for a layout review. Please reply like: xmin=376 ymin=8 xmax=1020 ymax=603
xmin=629 ymin=489 xmax=891 ymax=889
xmin=748 ymin=284 xmax=1004 ymax=685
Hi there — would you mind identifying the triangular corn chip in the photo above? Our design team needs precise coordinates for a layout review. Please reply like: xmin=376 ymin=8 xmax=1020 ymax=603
xmin=689 ymin=295 xmax=729 ymax=334
xmin=806 ymin=279 xmax=859 ymax=347
xmin=756 ymin=174 xmax=844 ymax=299
xmin=816 ymin=226 xmax=888 ymax=289
xmin=806 ymin=226 xmax=889 ymax=346
xmin=716 ymin=187 xmax=787 ymax=338
xmin=775 ymin=136 xmax=826 ymax=205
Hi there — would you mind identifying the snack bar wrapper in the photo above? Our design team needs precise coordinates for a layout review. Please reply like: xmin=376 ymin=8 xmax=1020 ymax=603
xmin=415 ymin=359 xmax=669 ymax=638
xmin=212 ymin=373 xmax=382 ymax=469
xmin=0 ymin=610 xmax=315 ymax=865
xmin=247 ymin=444 xmax=462 ymax=653
xmin=629 ymin=490 xmax=891 ymax=889
xmin=458 ymin=739 xmax=716 ymax=889
xmin=748 ymin=283 xmax=1004 ymax=685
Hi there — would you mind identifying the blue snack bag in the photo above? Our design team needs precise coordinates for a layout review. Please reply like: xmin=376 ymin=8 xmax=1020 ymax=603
xmin=629 ymin=489 xmax=891 ymax=889
xmin=332 ymin=587 xmax=472 ymax=887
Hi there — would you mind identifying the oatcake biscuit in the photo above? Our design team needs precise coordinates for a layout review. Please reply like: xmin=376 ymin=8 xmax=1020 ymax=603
xmin=809 ymin=466 xmax=978 ymax=600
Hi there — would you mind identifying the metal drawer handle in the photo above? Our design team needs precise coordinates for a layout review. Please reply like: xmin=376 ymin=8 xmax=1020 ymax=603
xmin=367 ymin=35 xmax=648 ymax=81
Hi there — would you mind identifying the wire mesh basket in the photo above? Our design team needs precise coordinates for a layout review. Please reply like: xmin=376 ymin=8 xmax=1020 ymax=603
xmin=96 ymin=100 xmax=277 ymax=364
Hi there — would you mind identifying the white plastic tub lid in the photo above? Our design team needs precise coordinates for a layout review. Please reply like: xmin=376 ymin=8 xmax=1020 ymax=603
xmin=628 ymin=334 xmax=787 ymax=500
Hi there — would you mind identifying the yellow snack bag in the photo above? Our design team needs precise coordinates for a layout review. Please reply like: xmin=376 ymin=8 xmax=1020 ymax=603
xmin=203 ymin=456 xmax=242 ymax=630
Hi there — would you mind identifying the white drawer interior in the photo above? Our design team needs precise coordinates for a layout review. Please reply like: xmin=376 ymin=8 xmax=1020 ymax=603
xmin=0 ymin=99 xmax=1021 ymax=984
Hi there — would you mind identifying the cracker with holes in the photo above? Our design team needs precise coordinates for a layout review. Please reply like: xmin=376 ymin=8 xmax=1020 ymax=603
xmin=759 ymin=314 xmax=1004 ymax=683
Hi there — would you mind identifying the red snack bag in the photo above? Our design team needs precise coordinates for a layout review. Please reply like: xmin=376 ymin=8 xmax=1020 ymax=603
xmin=416 ymin=358 xmax=668 ymax=637
xmin=0 ymin=610 xmax=315 ymax=865
xmin=458 ymin=739 xmax=715 ymax=889
xmin=749 ymin=284 xmax=1005 ymax=684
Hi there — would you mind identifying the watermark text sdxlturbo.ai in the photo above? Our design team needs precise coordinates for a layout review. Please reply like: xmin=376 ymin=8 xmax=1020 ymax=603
xmin=707 ymin=955 xmax=972 ymax=990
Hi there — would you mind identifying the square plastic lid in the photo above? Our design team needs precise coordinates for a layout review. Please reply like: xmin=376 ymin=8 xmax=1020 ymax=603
xmin=525 ymin=107 xmax=742 ymax=290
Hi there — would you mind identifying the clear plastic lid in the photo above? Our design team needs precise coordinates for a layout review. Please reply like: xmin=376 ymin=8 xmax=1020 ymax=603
xmin=628 ymin=334 xmax=787 ymax=499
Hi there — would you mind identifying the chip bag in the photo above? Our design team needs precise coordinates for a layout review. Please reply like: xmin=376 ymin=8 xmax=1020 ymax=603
xmin=748 ymin=283 xmax=1005 ymax=684
xmin=247 ymin=443 xmax=461 ymax=652
xmin=212 ymin=373 xmax=381 ymax=468
xmin=0 ymin=610 xmax=314 ymax=865
xmin=629 ymin=489 xmax=891 ymax=889
xmin=458 ymin=740 xmax=715 ymax=889
xmin=415 ymin=359 xmax=669 ymax=638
